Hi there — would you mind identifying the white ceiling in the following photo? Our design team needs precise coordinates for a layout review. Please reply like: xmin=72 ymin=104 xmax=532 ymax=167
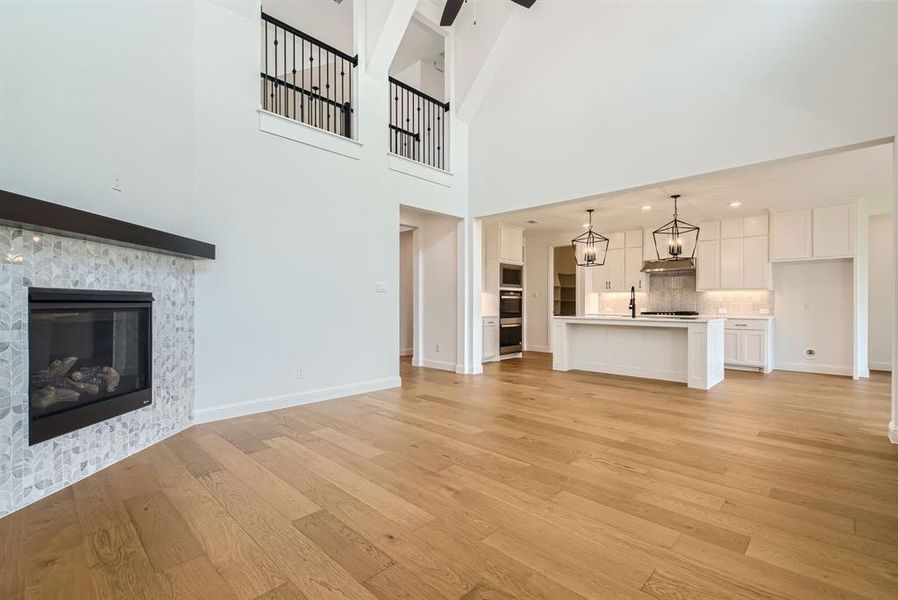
xmin=484 ymin=143 xmax=893 ymax=234
xmin=263 ymin=0 xmax=355 ymax=53
xmin=391 ymin=17 xmax=445 ymax=75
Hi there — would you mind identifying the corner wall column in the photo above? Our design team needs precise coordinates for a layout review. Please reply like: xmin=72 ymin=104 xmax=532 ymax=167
xmin=456 ymin=217 xmax=483 ymax=374
xmin=889 ymin=138 xmax=898 ymax=444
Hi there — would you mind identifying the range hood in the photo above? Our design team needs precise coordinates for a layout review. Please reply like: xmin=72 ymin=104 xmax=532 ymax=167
xmin=641 ymin=258 xmax=696 ymax=273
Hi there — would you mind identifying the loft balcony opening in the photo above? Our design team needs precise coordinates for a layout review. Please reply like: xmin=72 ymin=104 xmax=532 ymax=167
xmin=388 ymin=16 xmax=449 ymax=170
xmin=260 ymin=2 xmax=357 ymax=139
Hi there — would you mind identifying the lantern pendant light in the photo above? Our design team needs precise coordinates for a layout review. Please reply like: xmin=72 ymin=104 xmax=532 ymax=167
xmin=652 ymin=194 xmax=700 ymax=262
xmin=572 ymin=209 xmax=609 ymax=267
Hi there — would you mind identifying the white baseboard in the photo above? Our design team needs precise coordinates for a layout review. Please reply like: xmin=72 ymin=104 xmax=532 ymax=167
xmin=417 ymin=358 xmax=457 ymax=372
xmin=775 ymin=362 xmax=853 ymax=377
xmin=869 ymin=361 xmax=892 ymax=372
xmin=889 ymin=421 xmax=898 ymax=445
xmin=193 ymin=376 xmax=401 ymax=424
xmin=525 ymin=344 xmax=550 ymax=353
xmin=455 ymin=363 xmax=484 ymax=375
xmin=399 ymin=347 xmax=413 ymax=357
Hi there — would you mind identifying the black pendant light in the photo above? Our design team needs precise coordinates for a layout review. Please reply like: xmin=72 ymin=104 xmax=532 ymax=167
xmin=652 ymin=194 xmax=700 ymax=261
xmin=572 ymin=209 xmax=609 ymax=267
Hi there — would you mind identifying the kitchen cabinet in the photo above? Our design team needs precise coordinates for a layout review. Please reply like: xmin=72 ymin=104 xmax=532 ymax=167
xmin=482 ymin=317 xmax=499 ymax=362
xmin=592 ymin=229 xmax=647 ymax=292
xmin=724 ymin=318 xmax=774 ymax=373
xmin=696 ymin=240 xmax=720 ymax=290
xmin=742 ymin=235 xmax=770 ymax=289
xmin=721 ymin=218 xmax=744 ymax=239
xmin=593 ymin=248 xmax=625 ymax=291
xmin=770 ymin=209 xmax=813 ymax=260
xmin=771 ymin=204 xmax=854 ymax=262
xmin=696 ymin=213 xmax=770 ymax=290
xmin=498 ymin=225 xmax=524 ymax=264
xmin=812 ymin=204 xmax=854 ymax=258
xmin=625 ymin=247 xmax=647 ymax=292
xmin=720 ymin=238 xmax=744 ymax=289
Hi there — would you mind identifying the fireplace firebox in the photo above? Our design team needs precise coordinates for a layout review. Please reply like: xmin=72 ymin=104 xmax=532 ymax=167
xmin=28 ymin=288 xmax=153 ymax=445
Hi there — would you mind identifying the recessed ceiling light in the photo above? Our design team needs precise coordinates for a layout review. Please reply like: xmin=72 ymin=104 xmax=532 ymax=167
xmin=641 ymin=205 xmax=651 ymax=211
xmin=526 ymin=219 xmax=540 ymax=224
xmin=729 ymin=201 xmax=742 ymax=208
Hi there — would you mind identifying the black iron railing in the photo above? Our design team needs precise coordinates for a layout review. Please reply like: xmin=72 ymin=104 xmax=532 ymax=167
xmin=261 ymin=11 xmax=357 ymax=138
xmin=389 ymin=77 xmax=450 ymax=170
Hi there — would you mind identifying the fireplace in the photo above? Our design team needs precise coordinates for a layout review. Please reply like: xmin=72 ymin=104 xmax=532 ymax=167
xmin=28 ymin=288 xmax=153 ymax=445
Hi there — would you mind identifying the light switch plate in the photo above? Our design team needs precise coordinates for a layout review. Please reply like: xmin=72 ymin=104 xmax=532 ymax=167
xmin=375 ymin=282 xmax=387 ymax=293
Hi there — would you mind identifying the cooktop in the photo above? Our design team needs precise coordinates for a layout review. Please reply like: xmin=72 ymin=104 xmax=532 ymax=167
xmin=640 ymin=311 xmax=700 ymax=316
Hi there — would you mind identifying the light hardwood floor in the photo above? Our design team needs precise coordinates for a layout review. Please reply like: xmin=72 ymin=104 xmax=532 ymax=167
xmin=2 ymin=353 xmax=897 ymax=599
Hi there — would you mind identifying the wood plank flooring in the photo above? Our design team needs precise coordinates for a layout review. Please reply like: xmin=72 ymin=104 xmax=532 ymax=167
xmin=2 ymin=353 xmax=897 ymax=599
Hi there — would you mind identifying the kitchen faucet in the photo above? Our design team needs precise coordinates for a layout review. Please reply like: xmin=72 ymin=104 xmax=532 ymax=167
xmin=629 ymin=286 xmax=636 ymax=318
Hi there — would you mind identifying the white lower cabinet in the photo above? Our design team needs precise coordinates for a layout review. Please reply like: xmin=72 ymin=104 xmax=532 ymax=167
xmin=724 ymin=318 xmax=773 ymax=373
xmin=482 ymin=317 xmax=499 ymax=362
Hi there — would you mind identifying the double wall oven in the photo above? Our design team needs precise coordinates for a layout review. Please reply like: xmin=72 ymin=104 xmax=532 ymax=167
xmin=499 ymin=265 xmax=523 ymax=354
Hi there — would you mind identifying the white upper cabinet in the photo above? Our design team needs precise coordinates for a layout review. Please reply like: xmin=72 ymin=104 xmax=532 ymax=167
xmin=742 ymin=235 xmax=770 ymax=289
xmin=770 ymin=209 xmax=813 ymax=261
xmin=812 ymin=204 xmax=855 ymax=258
xmin=720 ymin=218 xmax=744 ymax=239
xmin=496 ymin=225 xmax=524 ymax=265
xmin=699 ymin=221 xmax=720 ymax=241
xmin=720 ymin=238 xmax=744 ymax=289
xmin=696 ymin=239 xmax=720 ymax=291
xmin=696 ymin=213 xmax=771 ymax=290
xmin=770 ymin=204 xmax=854 ymax=262
xmin=594 ymin=229 xmax=647 ymax=293
xmin=607 ymin=231 xmax=626 ymax=250
xmin=625 ymin=246 xmax=646 ymax=292
xmin=744 ymin=214 xmax=769 ymax=237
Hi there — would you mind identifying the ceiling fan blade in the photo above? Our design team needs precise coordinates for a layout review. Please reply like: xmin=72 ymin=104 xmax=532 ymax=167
xmin=440 ymin=0 xmax=465 ymax=26
xmin=510 ymin=0 xmax=537 ymax=8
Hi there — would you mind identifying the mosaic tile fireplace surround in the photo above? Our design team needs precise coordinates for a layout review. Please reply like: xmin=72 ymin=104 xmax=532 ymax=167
xmin=0 ymin=226 xmax=194 ymax=515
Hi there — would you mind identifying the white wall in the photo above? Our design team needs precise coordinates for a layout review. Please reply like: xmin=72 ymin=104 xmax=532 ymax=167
xmin=400 ymin=206 xmax=459 ymax=371
xmin=468 ymin=1 xmax=898 ymax=216
xmin=0 ymin=0 xmax=470 ymax=422
xmin=773 ymin=259 xmax=855 ymax=376
xmin=399 ymin=229 xmax=414 ymax=354
xmin=869 ymin=214 xmax=894 ymax=371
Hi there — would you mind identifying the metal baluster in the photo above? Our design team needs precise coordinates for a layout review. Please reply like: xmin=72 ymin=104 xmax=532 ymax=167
xmin=291 ymin=34 xmax=296 ymax=120
xmin=264 ymin=21 xmax=269 ymax=111
xmin=317 ymin=46 xmax=324 ymax=129
xmin=437 ymin=108 xmax=443 ymax=169
xmin=273 ymin=26 xmax=279 ymax=115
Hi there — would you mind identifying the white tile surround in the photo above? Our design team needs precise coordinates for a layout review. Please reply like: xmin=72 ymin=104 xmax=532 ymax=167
xmin=0 ymin=226 xmax=194 ymax=516
xmin=594 ymin=272 xmax=774 ymax=316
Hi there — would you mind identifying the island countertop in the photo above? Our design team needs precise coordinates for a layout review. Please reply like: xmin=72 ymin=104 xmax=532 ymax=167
xmin=555 ymin=315 xmax=726 ymax=326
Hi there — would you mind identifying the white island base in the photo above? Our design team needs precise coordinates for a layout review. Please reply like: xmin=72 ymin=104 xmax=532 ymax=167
xmin=552 ymin=316 xmax=726 ymax=390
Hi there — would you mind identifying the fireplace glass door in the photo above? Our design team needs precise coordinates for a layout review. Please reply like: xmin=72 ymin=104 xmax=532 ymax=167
xmin=28 ymin=289 xmax=153 ymax=444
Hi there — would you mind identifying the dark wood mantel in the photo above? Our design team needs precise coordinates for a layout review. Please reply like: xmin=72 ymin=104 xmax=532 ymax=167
xmin=0 ymin=189 xmax=215 ymax=259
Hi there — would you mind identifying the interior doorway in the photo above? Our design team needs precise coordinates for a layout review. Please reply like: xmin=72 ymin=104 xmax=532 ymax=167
xmin=399 ymin=225 xmax=416 ymax=363
xmin=552 ymin=245 xmax=577 ymax=316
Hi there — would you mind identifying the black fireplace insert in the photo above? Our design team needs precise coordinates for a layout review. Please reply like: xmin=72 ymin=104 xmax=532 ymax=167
xmin=28 ymin=288 xmax=153 ymax=445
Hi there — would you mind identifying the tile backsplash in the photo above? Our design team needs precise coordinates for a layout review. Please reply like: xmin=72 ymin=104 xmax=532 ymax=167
xmin=0 ymin=227 xmax=194 ymax=516
xmin=594 ymin=272 xmax=773 ymax=316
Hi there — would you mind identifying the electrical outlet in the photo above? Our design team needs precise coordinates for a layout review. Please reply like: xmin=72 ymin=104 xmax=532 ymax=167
xmin=803 ymin=302 xmax=811 ymax=311
xmin=717 ymin=307 xmax=728 ymax=315
xmin=435 ymin=344 xmax=440 ymax=353
xmin=112 ymin=176 xmax=122 ymax=192
xmin=296 ymin=367 xmax=304 ymax=379
xmin=375 ymin=281 xmax=387 ymax=293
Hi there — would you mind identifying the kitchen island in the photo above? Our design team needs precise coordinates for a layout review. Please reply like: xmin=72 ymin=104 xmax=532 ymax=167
xmin=551 ymin=316 xmax=726 ymax=390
